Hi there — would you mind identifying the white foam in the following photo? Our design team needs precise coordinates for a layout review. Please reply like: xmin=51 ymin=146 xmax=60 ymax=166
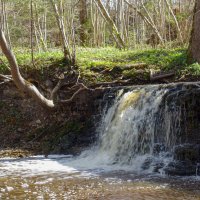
xmin=0 ymin=85 xmax=189 ymax=178
xmin=0 ymin=156 xmax=78 ymax=177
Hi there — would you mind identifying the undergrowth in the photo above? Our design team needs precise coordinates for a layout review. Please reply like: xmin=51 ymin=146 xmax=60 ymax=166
xmin=1 ymin=47 xmax=200 ymax=83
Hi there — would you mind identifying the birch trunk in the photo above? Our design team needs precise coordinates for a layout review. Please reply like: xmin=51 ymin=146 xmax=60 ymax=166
xmin=164 ymin=0 xmax=183 ymax=44
xmin=124 ymin=0 xmax=164 ymax=45
xmin=95 ymin=0 xmax=125 ymax=48
xmin=51 ymin=0 xmax=72 ymax=63
xmin=0 ymin=29 xmax=54 ymax=108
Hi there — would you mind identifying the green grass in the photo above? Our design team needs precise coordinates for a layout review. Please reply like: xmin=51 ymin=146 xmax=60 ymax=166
xmin=1 ymin=47 xmax=200 ymax=83
xmin=76 ymin=47 xmax=187 ymax=70
xmin=184 ymin=62 xmax=200 ymax=76
xmin=76 ymin=47 xmax=189 ymax=82
xmin=0 ymin=49 xmax=63 ymax=72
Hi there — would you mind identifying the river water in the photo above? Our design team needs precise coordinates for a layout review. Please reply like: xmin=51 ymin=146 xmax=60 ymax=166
xmin=0 ymin=155 xmax=200 ymax=200
xmin=1 ymin=85 xmax=200 ymax=199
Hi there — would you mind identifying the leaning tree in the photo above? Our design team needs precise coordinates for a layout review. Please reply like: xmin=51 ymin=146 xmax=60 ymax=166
xmin=0 ymin=30 xmax=55 ymax=108
xmin=0 ymin=29 xmax=88 ymax=109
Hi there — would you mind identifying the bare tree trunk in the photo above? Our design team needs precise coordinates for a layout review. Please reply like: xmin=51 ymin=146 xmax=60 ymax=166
xmin=164 ymin=0 xmax=183 ymax=44
xmin=95 ymin=0 xmax=125 ymax=48
xmin=0 ymin=0 xmax=5 ymax=32
xmin=1 ymin=0 xmax=12 ymax=48
xmin=70 ymin=0 xmax=76 ymax=65
xmin=51 ymin=0 xmax=72 ymax=63
xmin=34 ymin=21 xmax=41 ymax=52
xmin=30 ymin=0 xmax=35 ymax=66
xmin=43 ymin=1 xmax=47 ymax=46
xmin=4 ymin=1 xmax=11 ymax=48
xmin=0 ymin=29 xmax=54 ymax=108
xmin=34 ymin=3 xmax=48 ymax=51
xmin=124 ymin=0 xmax=164 ymax=45
xmin=79 ymin=0 xmax=88 ymax=46
xmin=141 ymin=2 xmax=164 ymax=44
xmin=188 ymin=0 xmax=200 ymax=63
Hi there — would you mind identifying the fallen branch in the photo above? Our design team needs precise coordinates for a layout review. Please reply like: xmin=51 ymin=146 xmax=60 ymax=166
xmin=0 ymin=74 xmax=12 ymax=80
xmin=150 ymin=70 xmax=175 ymax=81
xmin=0 ymin=74 xmax=12 ymax=85
xmin=91 ymin=79 xmax=132 ymax=87
xmin=0 ymin=79 xmax=11 ymax=85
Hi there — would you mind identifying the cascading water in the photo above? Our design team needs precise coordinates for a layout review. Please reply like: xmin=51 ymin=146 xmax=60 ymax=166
xmin=96 ymin=86 xmax=170 ymax=166
xmin=1 ymin=84 xmax=200 ymax=200
xmin=1 ymin=83 xmax=199 ymax=176
xmin=74 ymin=84 xmax=188 ymax=173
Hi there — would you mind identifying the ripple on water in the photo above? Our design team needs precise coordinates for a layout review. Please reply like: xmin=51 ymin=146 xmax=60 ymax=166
xmin=0 ymin=156 xmax=200 ymax=200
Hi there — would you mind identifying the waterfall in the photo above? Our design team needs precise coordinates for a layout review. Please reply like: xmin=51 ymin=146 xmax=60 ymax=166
xmin=71 ymin=83 xmax=199 ymax=174
xmin=97 ymin=86 xmax=169 ymax=165
xmin=0 ymin=84 xmax=199 ymax=177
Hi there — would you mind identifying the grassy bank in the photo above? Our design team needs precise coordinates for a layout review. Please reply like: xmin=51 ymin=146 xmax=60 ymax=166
xmin=1 ymin=47 xmax=200 ymax=83
xmin=1 ymin=47 xmax=200 ymax=156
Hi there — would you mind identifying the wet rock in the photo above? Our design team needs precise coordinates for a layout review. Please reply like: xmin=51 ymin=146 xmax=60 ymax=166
xmin=153 ymin=162 xmax=165 ymax=173
xmin=58 ymin=132 xmax=77 ymax=153
xmin=141 ymin=155 xmax=167 ymax=173
xmin=174 ymin=144 xmax=200 ymax=163
xmin=141 ymin=157 xmax=153 ymax=170
xmin=197 ymin=163 xmax=200 ymax=176
xmin=153 ymin=144 xmax=166 ymax=155
xmin=164 ymin=161 xmax=197 ymax=176
xmin=163 ymin=144 xmax=200 ymax=175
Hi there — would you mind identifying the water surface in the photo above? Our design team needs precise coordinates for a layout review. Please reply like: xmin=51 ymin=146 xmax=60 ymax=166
xmin=0 ymin=155 xmax=200 ymax=200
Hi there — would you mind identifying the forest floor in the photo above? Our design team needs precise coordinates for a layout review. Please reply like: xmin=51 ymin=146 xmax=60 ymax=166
xmin=1 ymin=47 xmax=200 ymax=158
xmin=1 ymin=47 xmax=200 ymax=85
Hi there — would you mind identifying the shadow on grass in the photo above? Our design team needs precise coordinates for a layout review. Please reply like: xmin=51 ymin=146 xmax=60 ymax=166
xmin=123 ymin=49 xmax=187 ymax=71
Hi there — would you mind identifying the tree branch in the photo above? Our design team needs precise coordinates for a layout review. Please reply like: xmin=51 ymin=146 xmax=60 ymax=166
xmin=59 ymin=87 xmax=85 ymax=103
xmin=0 ymin=79 xmax=11 ymax=85
xmin=0 ymin=29 xmax=55 ymax=108
xmin=0 ymin=74 xmax=12 ymax=80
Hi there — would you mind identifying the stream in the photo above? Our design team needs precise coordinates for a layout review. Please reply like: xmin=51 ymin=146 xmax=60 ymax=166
xmin=1 ymin=84 xmax=200 ymax=199
xmin=0 ymin=155 xmax=200 ymax=200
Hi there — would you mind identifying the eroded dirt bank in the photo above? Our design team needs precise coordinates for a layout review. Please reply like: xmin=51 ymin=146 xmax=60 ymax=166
xmin=0 ymin=81 xmax=114 ymax=157
xmin=1 ymin=65 xmax=200 ymax=159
